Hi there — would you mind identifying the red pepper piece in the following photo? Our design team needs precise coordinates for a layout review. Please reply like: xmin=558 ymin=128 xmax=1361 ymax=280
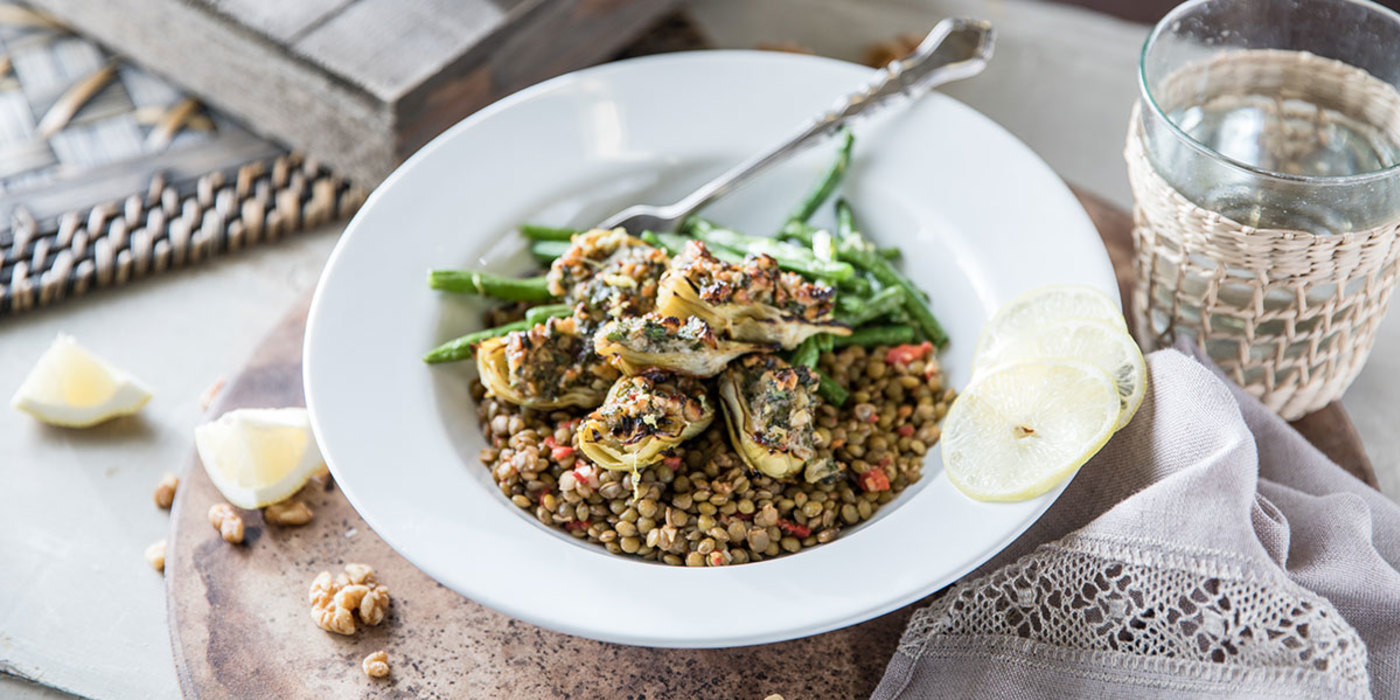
xmin=885 ymin=342 xmax=933 ymax=366
xmin=778 ymin=520 xmax=812 ymax=538
xmin=859 ymin=468 xmax=891 ymax=492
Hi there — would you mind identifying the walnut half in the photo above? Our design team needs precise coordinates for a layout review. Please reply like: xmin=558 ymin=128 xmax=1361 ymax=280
xmin=264 ymin=499 xmax=314 ymax=526
xmin=153 ymin=473 xmax=179 ymax=509
xmin=208 ymin=503 xmax=244 ymax=544
xmin=145 ymin=540 xmax=167 ymax=572
xmin=308 ymin=563 xmax=391 ymax=635
xmin=362 ymin=650 xmax=390 ymax=678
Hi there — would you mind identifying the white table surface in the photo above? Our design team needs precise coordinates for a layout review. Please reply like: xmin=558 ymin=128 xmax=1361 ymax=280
xmin=3 ymin=0 xmax=1397 ymax=697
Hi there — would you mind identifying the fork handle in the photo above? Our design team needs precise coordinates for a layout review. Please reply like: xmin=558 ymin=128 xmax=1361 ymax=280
xmin=664 ymin=18 xmax=994 ymax=223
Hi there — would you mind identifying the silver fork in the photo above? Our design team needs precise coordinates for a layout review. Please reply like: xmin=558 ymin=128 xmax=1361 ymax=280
xmin=595 ymin=17 xmax=996 ymax=235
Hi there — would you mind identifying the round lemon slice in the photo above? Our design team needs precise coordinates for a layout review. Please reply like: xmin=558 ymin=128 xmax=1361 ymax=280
xmin=975 ymin=284 xmax=1126 ymax=365
xmin=10 ymin=334 xmax=153 ymax=428
xmin=196 ymin=407 xmax=324 ymax=509
xmin=942 ymin=359 xmax=1121 ymax=502
xmin=977 ymin=318 xmax=1147 ymax=430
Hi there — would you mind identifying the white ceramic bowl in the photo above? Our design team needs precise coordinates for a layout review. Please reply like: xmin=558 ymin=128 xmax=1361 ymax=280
xmin=304 ymin=51 xmax=1117 ymax=648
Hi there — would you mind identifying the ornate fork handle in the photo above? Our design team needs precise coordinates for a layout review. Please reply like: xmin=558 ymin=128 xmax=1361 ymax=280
xmin=648 ymin=18 xmax=995 ymax=226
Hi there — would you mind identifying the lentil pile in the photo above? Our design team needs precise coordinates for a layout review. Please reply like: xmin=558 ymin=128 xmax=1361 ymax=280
xmin=473 ymin=341 xmax=952 ymax=566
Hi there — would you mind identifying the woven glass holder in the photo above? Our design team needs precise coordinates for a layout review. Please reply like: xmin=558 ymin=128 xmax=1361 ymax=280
xmin=1126 ymin=102 xmax=1400 ymax=420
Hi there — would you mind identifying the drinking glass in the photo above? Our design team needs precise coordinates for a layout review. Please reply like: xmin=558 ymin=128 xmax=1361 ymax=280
xmin=1130 ymin=0 xmax=1400 ymax=418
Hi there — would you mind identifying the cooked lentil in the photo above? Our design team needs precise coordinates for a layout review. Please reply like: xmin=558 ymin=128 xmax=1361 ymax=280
xmin=473 ymin=342 xmax=951 ymax=566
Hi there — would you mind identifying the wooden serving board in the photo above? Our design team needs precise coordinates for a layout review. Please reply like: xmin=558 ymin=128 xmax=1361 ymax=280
xmin=166 ymin=190 xmax=1377 ymax=699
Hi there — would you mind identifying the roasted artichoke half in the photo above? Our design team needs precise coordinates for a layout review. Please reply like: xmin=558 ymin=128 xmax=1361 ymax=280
xmin=593 ymin=313 xmax=771 ymax=377
xmin=718 ymin=353 xmax=831 ymax=481
xmin=655 ymin=241 xmax=850 ymax=349
xmin=475 ymin=316 xmax=620 ymax=409
xmin=577 ymin=373 xmax=715 ymax=473
xmin=546 ymin=228 xmax=670 ymax=323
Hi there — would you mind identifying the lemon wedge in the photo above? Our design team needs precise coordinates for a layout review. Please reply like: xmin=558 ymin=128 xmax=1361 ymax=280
xmin=942 ymin=359 xmax=1120 ymax=502
xmin=195 ymin=408 xmax=324 ymax=509
xmin=976 ymin=318 xmax=1147 ymax=430
xmin=974 ymin=284 xmax=1126 ymax=364
xmin=11 ymin=334 xmax=152 ymax=427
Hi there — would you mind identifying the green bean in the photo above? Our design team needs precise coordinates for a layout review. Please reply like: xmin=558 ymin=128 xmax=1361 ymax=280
xmin=836 ymin=286 xmax=905 ymax=326
xmin=836 ymin=198 xmax=856 ymax=240
xmin=647 ymin=229 xmax=744 ymax=264
xmin=531 ymin=240 xmax=571 ymax=263
xmin=777 ymin=220 xmax=817 ymax=246
xmin=812 ymin=229 xmax=836 ymax=263
xmin=834 ymin=199 xmax=925 ymax=301
xmin=832 ymin=325 xmax=915 ymax=348
xmin=520 ymin=224 xmax=580 ymax=241
xmin=817 ymin=369 xmax=849 ymax=406
xmin=427 ymin=271 xmax=555 ymax=302
xmin=641 ymin=230 xmax=683 ymax=255
xmin=525 ymin=303 xmax=573 ymax=326
xmin=838 ymin=275 xmax=872 ymax=296
xmin=817 ymin=333 xmax=836 ymax=353
xmin=422 ymin=320 xmax=529 ymax=364
xmin=834 ymin=225 xmax=945 ymax=346
xmin=687 ymin=219 xmax=855 ymax=281
xmin=785 ymin=128 xmax=854 ymax=227
xmin=790 ymin=336 xmax=820 ymax=368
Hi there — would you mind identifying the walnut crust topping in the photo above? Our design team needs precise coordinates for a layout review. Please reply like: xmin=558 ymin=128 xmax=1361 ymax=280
xmin=264 ymin=499 xmax=314 ymax=526
xmin=734 ymin=354 xmax=820 ymax=461
xmin=153 ymin=472 xmax=179 ymax=509
xmin=546 ymin=228 xmax=669 ymax=321
xmin=208 ymin=503 xmax=244 ymax=544
xmin=362 ymin=650 xmax=390 ymax=678
xmin=589 ymin=373 xmax=710 ymax=445
xmin=308 ymin=563 xmax=390 ymax=635
xmin=603 ymin=313 xmax=718 ymax=354
xmin=670 ymin=241 xmax=835 ymax=320
xmin=503 ymin=316 xmax=619 ymax=403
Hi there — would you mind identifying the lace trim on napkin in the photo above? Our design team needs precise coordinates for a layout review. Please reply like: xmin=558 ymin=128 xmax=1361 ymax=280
xmin=898 ymin=532 xmax=1369 ymax=696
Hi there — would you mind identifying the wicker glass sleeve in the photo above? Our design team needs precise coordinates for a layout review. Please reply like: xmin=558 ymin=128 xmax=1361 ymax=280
xmin=1127 ymin=102 xmax=1400 ymax=419
xmin=1128 ymin=0 xmax=1400 ymax=420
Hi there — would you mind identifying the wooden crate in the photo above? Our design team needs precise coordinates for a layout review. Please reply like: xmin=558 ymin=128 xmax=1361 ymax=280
xmin=26 ymin=0 xmax=683 ymax=186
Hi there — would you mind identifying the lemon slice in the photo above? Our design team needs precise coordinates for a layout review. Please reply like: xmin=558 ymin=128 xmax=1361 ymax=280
xmin=10 ymin=334 xmax=152 ymax=427
xmin=975 ymin=284 xmax=1126 ymax=365
xmin=976 ymin=319 xmax=1146 ymax=430
xmin=195 ymin=408 xmax=324 ymax=509
xmin=942 ymin=359 xmax=1120 ymax=502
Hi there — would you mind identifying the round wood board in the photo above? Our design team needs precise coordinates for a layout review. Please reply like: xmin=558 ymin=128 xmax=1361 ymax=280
xmin=166 ymin=190 xmax=1377 ymax=699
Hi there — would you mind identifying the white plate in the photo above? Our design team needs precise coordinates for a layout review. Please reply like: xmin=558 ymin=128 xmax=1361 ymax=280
xmin=304 ymin=51 xmax=1117 ymax=648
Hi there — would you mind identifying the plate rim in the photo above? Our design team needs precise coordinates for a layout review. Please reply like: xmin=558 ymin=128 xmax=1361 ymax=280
xmin=304 ymin=49 xmax=1117 ymax=648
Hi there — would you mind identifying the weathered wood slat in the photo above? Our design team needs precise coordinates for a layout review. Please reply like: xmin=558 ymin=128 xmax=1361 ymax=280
xmin=28 ymin=0 xmax=683 ymax=185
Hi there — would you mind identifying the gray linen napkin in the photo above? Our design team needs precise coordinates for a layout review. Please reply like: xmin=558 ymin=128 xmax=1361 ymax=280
xmin=872 ymin=348 xmax=1400 ymax=699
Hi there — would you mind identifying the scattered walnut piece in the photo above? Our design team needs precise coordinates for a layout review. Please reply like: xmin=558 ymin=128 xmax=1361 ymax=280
xmin=153 ymin=472 xmax=179 ymax=509
xmin=198 ymin=376 xmax=226 ymax=411
xmin=362 ymin=650 xmax=390 ymax=678
xmin=309 ymin=571 xmax=356 ymax=634
xmin=308 ymin=563 xmax=390 ymax=635
xmin=145 ymin=540 xmax=167 ymax=572
xmin=264 ymin=499 xmax=314 ymax=526
xmin=359 ymin=584 xmax=391 ymax=626
xmin=863 ymin=33 xmax=922 ymax=68
xmin=344 ymin=562 xmax=374 ymax=585
xmin=208 ymin=503 xmax=244 ymax=544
